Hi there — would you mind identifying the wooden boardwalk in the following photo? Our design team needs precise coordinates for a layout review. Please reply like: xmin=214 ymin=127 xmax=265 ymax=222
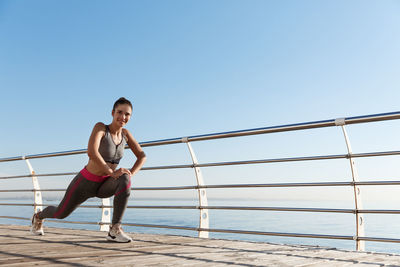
xmin=1 ymin=225 xmax=400 ymax=266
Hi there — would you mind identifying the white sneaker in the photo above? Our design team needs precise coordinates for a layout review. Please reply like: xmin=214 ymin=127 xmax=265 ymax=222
xmin=30 ymin=212 xmax=44 ymax=236
xmin=106 ymin=223 xmax=132 ymax=243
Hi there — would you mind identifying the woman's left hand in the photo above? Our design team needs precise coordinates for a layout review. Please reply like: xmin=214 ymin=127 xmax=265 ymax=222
xmin=110 ymin=168 xmax=131 ymax=179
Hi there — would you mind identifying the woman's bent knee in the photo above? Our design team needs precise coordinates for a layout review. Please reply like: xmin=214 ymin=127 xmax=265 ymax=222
xmin=120 ymin=173 xmax=130 ymax=184
xmin=121 ymin=174 xmax=131 ymax=189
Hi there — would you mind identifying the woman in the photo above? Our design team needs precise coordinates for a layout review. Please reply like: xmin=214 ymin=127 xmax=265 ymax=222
xmin=31 ymin=97 xmax=146 ymax=243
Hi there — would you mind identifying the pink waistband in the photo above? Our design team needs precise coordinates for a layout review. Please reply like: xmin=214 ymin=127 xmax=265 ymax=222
xmin=80 ymin=167 xmax=110 ymax=182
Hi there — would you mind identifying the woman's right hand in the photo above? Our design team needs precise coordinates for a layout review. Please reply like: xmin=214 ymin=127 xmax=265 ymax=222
xmin=110 ymin=168 xmax=132 ymax=179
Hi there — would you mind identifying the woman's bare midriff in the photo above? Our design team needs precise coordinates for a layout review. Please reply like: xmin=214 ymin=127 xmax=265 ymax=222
xmin=85 ymin=160 xmax=117 ymax=176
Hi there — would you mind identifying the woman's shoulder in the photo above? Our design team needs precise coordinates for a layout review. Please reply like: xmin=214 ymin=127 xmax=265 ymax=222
xmin=122 ymin=128 xmax=133 ymax=140
xmin=122 ymin=128 xmax=131 ymax=135
xmin=93 ymin=122 xmax=107 ymax=132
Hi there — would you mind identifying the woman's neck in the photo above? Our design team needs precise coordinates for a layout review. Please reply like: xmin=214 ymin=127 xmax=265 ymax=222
xmin=108 ymin=123 xmax=123 ymax=135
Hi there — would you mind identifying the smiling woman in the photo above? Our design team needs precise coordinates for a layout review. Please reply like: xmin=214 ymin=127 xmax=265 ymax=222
xmin=30 ymin=97 xmax=147 ymax=243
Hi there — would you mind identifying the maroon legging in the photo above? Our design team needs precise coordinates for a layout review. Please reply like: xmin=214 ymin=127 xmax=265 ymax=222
xmin=38 ymin=170 xmax=131 ymax=225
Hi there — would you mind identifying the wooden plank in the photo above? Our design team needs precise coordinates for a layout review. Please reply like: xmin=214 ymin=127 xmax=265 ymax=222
xmin=1 ymin=224 xmax=400 ymax=266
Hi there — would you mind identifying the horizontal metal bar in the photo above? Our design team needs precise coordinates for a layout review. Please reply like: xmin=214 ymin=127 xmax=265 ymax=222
xmin=140 ymin=111 xmax=400 ymax=146
xmin=344 ymin=112 xmax=400 ymax=125
xmin=358 ymin=210 xmax=400 ymax=214
xmin=3 ymin=202 xmax=400 ymax=214
xmin=132 ymin=205 xmax=356 ymax=214
xmin=126 ymin=205 xmax=198 ymax=209
xmin=0 ymin=182 xmax=356 ymax=193
xmin=201 ymin=206 xmax=355 ymax=213
xmin=358 ymin=236 xmax=400 ymax=243
xmin=351 ymin=151 xmax=400 ymax=159
xmin=1 ymin=151 xmax=399 ymax=179
xmin=45 ymin=219 xmax=100 ymax=225
xmin=0 ymin=203 xmax=353 ymax=213
xmin=0 ymin=203 xmax=200 ymax=210
xmin=127 ymin=205 xmax=355 ymax=213
xmin=0 ymin=189 xmax=66 ymax=193
xmin=2 ymin=180 xmax=400 ymax=194
xmin=133 ymin=185 xmax=199 ymax=190
xmin=206 ymin=206 xmax=400 ymax=214
xmin=0 ymin=203 xmax=104 ymax=208
xmin=140 ymin=155 xmax=348 ymax=170
xmin=141 ymin=151 xmax=400 ymax=171
xmin=0 ymin=203 xmax=36 ymax=206
xmin=194 ymin=180 xmax=400 ymax=189
xmin=0 ymin=216 xmax=102 ymax=225
xmin=355 ymin=181 xmax=400 ymax=186
xmin=0 ymin=174 xmax=35 ymax=180
xmin=175 ymin=182 xmax=353 ymax=190
xmin=0 ymin=216 xmax=30 ymax=221
xmin=131 ymin=180 xmax=400 ymax=191
xmin=0 ymin=172 xmax=78 ymax=180
xmin=0 ymin=149 xmax=87 ymax=163
xmin=194 ymin=151 xmax=400 ymax=168
xmin=141 ymin=164 xmax=193 ymax=171
xmin=131 ymin=180 xmax=400 ymax=190
xmin=1 ymin=112 xmax=399 ymax=162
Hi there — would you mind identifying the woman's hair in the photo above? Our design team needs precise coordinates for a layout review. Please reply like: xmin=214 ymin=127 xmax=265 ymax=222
xmin=113 ymin=97 xmax=133 ymax=111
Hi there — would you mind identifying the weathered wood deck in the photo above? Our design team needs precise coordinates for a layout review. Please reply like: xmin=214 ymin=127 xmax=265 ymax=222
xmin=1 ymin=225 xmax=400 ymax=266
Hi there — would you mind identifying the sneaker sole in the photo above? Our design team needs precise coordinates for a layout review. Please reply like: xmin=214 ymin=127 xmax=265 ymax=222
xmin=106 ymin=235 xmax=132 ymax=243
xmin=30 ymin=229 xmax=44 ymax=236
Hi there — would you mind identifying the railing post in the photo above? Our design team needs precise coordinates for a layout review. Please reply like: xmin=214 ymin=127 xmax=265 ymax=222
xmin=335 ymin=118 xmax=365 ymax=251
xmin=100 ymin=198 xmax=111 ymax=231
xmin=24 ymin=157 xmax=43 ymax=214
xmin=182 ymin=137 xmax=209 ymax=238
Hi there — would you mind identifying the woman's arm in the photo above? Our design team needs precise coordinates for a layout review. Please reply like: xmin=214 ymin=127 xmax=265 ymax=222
xmin=123 ymin=128 xmax=147 ymax=176
xmin=87 ymin=122 xmax=114 ymax=175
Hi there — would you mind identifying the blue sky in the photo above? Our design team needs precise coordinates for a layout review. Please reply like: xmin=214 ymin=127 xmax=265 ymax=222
xmin=1 ymin=1 xmax=400 ymax=201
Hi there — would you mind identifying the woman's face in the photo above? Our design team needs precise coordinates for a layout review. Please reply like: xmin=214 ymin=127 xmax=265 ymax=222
xmin=112 ymin=104 xmax=132 ymax=127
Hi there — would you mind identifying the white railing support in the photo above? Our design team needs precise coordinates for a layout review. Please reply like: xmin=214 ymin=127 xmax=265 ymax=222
xmin=100 ymin=198 xmax=111 ymax=231
xmin=336 ymin=119 xmax=365 ymax=251
xmin=183 ymin=138 xmax=209 ymax=238
xmin=24 ymin=158 xmax=43 ymax=214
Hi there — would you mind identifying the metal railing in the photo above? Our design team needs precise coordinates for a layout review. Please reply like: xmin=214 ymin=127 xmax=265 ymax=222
xmin=1 ymin=111 xmax=400 ymax=251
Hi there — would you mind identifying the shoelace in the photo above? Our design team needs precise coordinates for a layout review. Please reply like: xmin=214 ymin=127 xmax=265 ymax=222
xmin=114 ymin=226 xmax=122 ymax=235
xmin=112 ymin=224 xmax=127 ymax=236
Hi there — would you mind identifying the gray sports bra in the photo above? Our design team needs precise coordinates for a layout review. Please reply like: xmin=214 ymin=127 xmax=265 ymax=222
xmin=98 ymin=125 xmax=126 ymax=164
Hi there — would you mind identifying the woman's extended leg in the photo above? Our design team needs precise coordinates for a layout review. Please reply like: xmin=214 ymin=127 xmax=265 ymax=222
xmin=31 ymin=173 xmax=98 ymax=235
xmin=39 ymin=173 xmax=97 ymax=219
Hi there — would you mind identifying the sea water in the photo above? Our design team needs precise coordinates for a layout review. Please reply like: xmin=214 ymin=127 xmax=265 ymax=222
xmin=2 ymin=197 xmax=400 ymax=254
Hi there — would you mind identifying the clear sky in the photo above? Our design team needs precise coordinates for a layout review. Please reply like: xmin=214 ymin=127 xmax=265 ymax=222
xmin=1 ymin=0 xmax=400 ymax=202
